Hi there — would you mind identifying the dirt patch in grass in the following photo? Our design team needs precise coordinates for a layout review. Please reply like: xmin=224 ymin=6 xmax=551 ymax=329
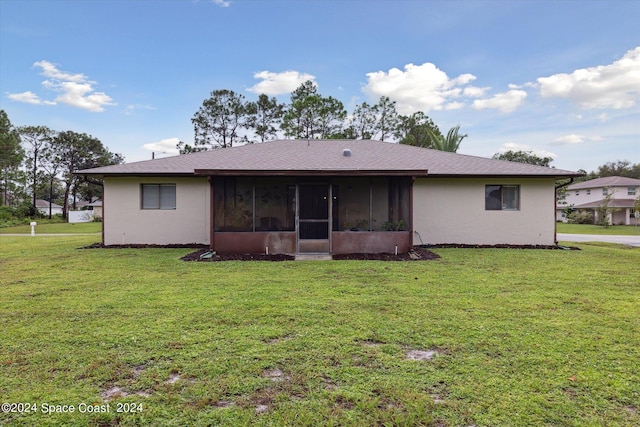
xmin=333 ymin=248 xmax=441 ymax=261
xmin=181 ymin=250 xmax=295 ymax=262
xmin=406 ymin=349 xmax=439 ymax=361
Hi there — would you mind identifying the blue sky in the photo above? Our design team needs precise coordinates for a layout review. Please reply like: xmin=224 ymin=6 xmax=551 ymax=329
xmin=1 ymin=0 xmax=639 ymax=172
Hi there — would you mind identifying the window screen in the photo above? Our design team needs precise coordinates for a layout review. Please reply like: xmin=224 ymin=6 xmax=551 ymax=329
xmin=142 ymin=184 xmax=176 ymax=210
xmin=485 ymin=185 xmax=519 ymax=211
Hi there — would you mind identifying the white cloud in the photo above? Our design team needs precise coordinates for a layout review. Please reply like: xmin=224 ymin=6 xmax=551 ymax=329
xmin=7 ymin=91 xmax=55 ymax=106
xmin=247 ymin=70 xmax=316 ymax=95
xmin=472 ymin=89 xmax=527 ymax=113
xmin=463 ymin=86 xmax=488 ymax=97
xmin=553 ymin=134 xmax=603 ymax=145
xmin=363 ymin=62 xmax=482 ymax=114
xmin=124 ymin=104 xmax=156 ymax=115
xmin=141 ymin=138 xmax=181 ymax=154
xmin=554 ymin=134 xmax=585 ymax=145
xmin=212 ymin=0 xmax=231 ymax=6
xmin=443 ymin=102 xmax=465 ymax=110
xmin=34 ymin=60 xmax=86 ymax=82
xmin=7 ymin=60 xmax=115 ymax=112
xmin=537 ymin=46 xmax=640 ymax=109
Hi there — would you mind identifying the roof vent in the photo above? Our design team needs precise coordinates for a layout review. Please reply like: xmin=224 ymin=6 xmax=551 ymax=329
xmin=343 ymin=148 xmax=352 ymax=157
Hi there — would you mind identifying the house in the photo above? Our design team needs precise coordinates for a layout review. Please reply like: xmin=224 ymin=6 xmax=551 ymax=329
xmin=75 ymin=139 xmax=581 ymax=254
xmin=86 ymin=200 xmax=103 ymax=217
xmin=35 ymin=199 xmax=63 ymax=216
xmin=557 ymin=176 xmax=640 ymax=225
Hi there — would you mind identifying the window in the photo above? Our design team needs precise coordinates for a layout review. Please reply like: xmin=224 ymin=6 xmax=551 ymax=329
xmin=587 ymin=189 xmax=591 ymax=195
xmin=602 ymin=188 xmax=608 ymax=196
xmin=485 ymin=185 xmax=520 ymax=211
xmin=575 ymin=190 xmax=580 ymax=196
xmin=628 ymin=187 xmax=637 ymax=196
xmin=141 ymin=184 xmax=176 ymax=209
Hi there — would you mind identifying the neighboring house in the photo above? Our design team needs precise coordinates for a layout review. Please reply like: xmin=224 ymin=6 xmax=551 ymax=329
xmin=557 ymin=176 xmax=640 ymax=225
xmin=35 ymin=199 xmax=63 ymax=216
xmin=67 ymin=200 xmax=103 ymax=223
xmin=87 ymin=200 xmax=103 ymax=217
xmin=76 ymin=139 xmax=581 ymax=254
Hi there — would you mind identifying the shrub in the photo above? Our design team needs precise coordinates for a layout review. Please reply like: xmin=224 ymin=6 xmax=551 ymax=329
xmin=0 ymin=202 xmax=44 ymax=227
xmin=567 ymin=210 xmax=594 ymax=224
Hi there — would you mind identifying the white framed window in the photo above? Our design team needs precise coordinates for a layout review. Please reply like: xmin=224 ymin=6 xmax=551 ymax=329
xmin=628 ymin=187 xmax=637 ymax=196
xmin=602 ymin=188 xmax=608 ymax=196
xmin=575 ymin=190 xmax=580 ymax=196
xmin=587 ymin=189 xmax=591 ymax=195
xmin=141 ymin=184 xmax=176 ymax=210
xmin=485 ymin=185 xmax=520 ymax=211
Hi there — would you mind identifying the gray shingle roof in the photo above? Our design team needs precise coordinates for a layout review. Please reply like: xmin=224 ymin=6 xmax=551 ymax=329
xmin=35 ymin=199 xmax=62 ymax=208
xmin=76 ymin=139 xmax=580 ymax=178
xmin=571 ymin=199 xmax=638 ymax=209
xmin=568 ymin=176 xmax=640 ymax=190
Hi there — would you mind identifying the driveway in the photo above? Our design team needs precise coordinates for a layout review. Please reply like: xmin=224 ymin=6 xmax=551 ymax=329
xmin=557 ymin=233 xmax=640 ymax=247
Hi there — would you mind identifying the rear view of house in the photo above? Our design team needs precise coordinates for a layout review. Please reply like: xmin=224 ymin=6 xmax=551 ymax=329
xmin=76 ymin=139 xmax=581 ymax=254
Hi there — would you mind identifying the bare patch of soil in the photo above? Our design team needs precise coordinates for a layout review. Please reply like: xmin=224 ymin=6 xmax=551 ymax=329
xmin=406 ymin=349 xmax=439 ymax=361
xmin=333 ymin=248 xmax=440 ymax=261
xmin=262 ymin=369 xmax=290 ymax=383
xmin=181 ymin=250 xmax=295 ymax=262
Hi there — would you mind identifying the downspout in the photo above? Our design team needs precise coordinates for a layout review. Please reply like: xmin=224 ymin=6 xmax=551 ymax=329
xmin=410 ymin=176 xmax=415 ymax=250
xmin=209 ymin=176 xmax=215 ymax=251
xmin=554 ymin=177 xmax=574 ymax=244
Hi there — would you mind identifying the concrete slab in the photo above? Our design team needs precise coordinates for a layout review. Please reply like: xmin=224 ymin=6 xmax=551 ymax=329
xmin=295 ymin=254 xmax=333 ymax=261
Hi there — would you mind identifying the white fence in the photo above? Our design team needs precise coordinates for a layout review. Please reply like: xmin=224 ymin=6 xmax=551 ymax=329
xmin=68 ymin=210 xmax=94 ymax=223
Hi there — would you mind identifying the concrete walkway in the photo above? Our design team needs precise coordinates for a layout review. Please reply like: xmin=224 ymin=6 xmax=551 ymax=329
xmin=557 ymin=233 xmax=640 ymax=247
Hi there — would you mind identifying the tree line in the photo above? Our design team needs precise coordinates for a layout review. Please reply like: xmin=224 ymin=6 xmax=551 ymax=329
xmin=0 ymin=110 xmax=123 ymax=220
xmin=492 ymin=150 xmax=640 ymax=180
xmin=179 ymin=81 xmax=467 ymax=153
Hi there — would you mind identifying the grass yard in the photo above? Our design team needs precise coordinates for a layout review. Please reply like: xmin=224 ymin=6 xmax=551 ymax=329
xmin=1 ymin=236 xmax=639 ymax=426
xmin=0 ymin=222 xmax=102 ymax=235
xmin=557 ymin=222 xmax=640 ymax=235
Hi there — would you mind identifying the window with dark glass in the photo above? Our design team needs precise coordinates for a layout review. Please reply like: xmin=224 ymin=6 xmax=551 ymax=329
xmin=485 ymin=185 xmax=519 ymax=211
xmin=141 ymin=184 xmax=176 ymax=210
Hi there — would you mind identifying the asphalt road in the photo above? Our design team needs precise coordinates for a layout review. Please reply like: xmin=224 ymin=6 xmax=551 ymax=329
xmin=557 ymin=233 xmax=640 ymax=247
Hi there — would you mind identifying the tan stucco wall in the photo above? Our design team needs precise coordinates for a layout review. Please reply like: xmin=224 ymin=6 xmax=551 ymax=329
xmin=103 ymin=177 xmax=210 ymax=245
xmin=413 ymin=177 xmax=557 ymax=245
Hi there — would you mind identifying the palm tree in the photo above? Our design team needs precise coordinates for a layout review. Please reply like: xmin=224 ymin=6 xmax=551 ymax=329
xmin=427 ymin=125 xmax=467 ymax=152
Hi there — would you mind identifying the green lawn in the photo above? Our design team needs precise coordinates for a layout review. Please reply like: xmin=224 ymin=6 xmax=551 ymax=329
xmin=1 ymin=236 xmax=638 ymax=426
xmin=557 ymin=222 xmax=640 ymax=235
xmin=0 ymin=222 xmax=101 ymax=234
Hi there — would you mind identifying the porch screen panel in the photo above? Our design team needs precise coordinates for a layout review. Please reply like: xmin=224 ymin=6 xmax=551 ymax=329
xmin=332 ymin=178 xmax=370 ymax=231
xmin=213 ymin=177 xmax=253 ymax=231
xmin=387 ymin=177 xmax=410 ymax=230
xmin=371 ymin=178 xmax=389 ymax=230
xmin=255 ymin=178 xmax=295 ymax=231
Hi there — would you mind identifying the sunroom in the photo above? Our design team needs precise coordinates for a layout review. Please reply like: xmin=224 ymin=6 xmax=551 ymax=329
xmin=208 ymin=175 xmax=412 ymax=255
